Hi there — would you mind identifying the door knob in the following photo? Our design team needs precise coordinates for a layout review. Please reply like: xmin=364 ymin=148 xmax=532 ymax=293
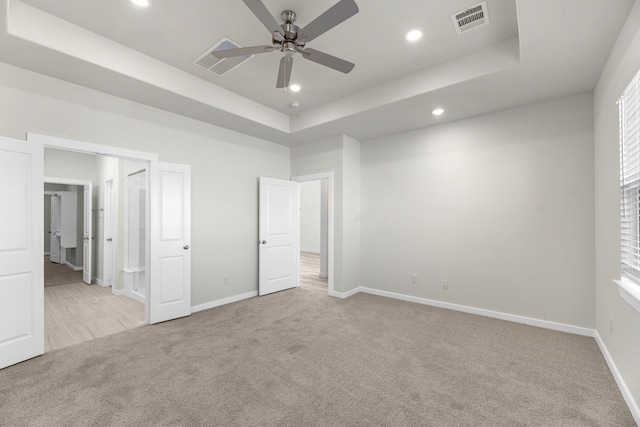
xmin=107 ymin=238 xmax=113 ymax=242
xmin=261 ymin=240 xmax=267 ymax=244
xmin=183 ymin=245 xmax=190 ymax=250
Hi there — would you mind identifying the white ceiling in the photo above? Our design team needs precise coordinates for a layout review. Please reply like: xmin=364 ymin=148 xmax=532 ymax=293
xmin=0 ymin=0 xmax=634 ymax=146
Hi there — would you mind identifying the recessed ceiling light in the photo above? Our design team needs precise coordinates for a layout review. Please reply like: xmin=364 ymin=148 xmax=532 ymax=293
xmin=405 ymin=28 xmax=423 ymax=42
xmin=290 ymin=101 xmax=301 ymax=108
xmin=289 ymin=84 xmax=301 ymax=92
xmin=130 ymin=0 xmax=151 ymax=7
xmin=432 ymin=108 xmax=445 ymax=116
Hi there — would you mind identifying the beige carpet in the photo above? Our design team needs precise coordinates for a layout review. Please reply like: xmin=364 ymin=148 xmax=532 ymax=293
xmin=0 ymin=288 xmax=634 ymax=426
xmin=44 ymin=255 xmax=83 ymax=287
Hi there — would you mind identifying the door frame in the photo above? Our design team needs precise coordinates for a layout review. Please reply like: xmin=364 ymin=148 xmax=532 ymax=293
xmin=28 ymin=133 xmax=157 ymax=324
xmin=291 ymin=172 xmax=335 ymax=296
xmin=44 ymin=177 xmax=92 ymax=283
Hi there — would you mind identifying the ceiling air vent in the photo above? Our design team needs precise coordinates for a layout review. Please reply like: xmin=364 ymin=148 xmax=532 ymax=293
xmin=192 ymin=37 xmax=254 ymax=76
xmin=451 ymin=1 xmax=489 ymax=35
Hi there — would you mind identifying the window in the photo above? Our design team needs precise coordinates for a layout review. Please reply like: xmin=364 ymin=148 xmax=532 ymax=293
xmin=618 ymin=67 xmax=640 ymax=315
xmin=620 ymin=70 xmax=640 ymax=282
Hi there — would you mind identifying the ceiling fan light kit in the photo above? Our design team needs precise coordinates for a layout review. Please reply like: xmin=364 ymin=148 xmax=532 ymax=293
xmin=211 ymin=0 xmax=359 ymax=89
xmin=129 ymin=0 xmax=151 ymax=8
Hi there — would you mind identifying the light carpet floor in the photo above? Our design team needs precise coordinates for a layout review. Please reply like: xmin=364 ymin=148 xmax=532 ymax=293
xmin=0 ymin=288 xmax=634 ymax=426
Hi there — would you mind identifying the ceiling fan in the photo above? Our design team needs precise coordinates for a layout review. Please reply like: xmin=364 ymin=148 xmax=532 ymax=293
xmin=211 ymin=0 xmax=359 ymax=89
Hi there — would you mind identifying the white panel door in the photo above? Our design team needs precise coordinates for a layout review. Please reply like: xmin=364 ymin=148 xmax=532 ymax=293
xmin=149 ymin=162 xmax=191 ymax=324
xmin=0 ymin=136 xmax=44 ymax=369
xmin=59 ymin=191 xmax=77 ymax=248
xmin=49 ymin=194 xmax=61 ymax=264
xmin=82 ymin=184 xmax=92 ymax=284
xmin=259 ymin=177 xmax=299 ymax=296
xmin=103 ymin=177 xmax=115 ymax=287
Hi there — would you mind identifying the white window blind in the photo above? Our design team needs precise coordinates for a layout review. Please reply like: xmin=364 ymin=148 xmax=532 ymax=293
xmin=620 ymin=69 xmax=640 ymax=282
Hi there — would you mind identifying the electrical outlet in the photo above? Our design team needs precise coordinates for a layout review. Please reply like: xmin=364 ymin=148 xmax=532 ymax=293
xmin=609 ymin=318 xmax=613 ymax=334
xmin=224 ymin=275 xmax=229 ymax=286
xmin=411 ymin=275 xmax=418 ymax=285
xmin=441 ymin=280 xmax=448 ymax=290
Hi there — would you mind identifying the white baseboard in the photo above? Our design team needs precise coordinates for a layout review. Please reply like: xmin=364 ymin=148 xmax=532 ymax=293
xmin=111 ymin=288 xmax=125 ymax=296
xmin=319 ymin=273 xmax=328 ymax=279
xmin=191 ymin=291 xmax=258 ymax=313
xmin=595 ymin=331 xmax=640 ymax=425
xmin=65 ymin=261 xmax=83 ymax=272
xmin=44 ymin=252 xmax=50 ymax=256
xmin=94 ymin=278 xmax=104 ymax=286
xmin=329 ymin=287 xmax=361 ymax=299
xmin=351 ymin=287 xmax=595 ymax=337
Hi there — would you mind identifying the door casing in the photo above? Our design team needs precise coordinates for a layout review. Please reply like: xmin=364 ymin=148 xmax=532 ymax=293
xmin=44 ymin=178 xmax=93 ymax=285
xmin=29 ymin=133 xmax=157 ymax=324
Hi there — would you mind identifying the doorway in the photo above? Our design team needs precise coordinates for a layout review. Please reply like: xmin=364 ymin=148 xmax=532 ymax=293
xmin=299 ymin=180 xmax=328 ymax=291
xmin=292 ymin=172 xmax=334 ymax=295
xmin=44 ymin=178 xmax=92 ymax=286
xmin=43 ymin=155 xmax=145 ymax=352
xmin=0 ymin=133 xmax=192 ymax=370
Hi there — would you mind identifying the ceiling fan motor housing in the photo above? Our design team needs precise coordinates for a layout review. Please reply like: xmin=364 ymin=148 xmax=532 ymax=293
xmin=274 ymin=11 xmax=305 ymax=54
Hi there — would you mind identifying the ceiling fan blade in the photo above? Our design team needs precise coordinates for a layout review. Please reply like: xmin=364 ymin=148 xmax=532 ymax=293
xmin=242 ymin=0 xmax=285 ymax=40
xmin=211 ymin=45 xmax=275 ymax=59
xmin=276 ymin=56 xmax=294 ymax=88
xmin=298 ymin=0 xmax=359 ymax=44
xmin=300 ymin=48 xmax=355 ymax=74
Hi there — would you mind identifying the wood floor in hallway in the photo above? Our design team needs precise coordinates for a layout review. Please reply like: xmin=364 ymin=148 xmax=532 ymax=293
xmin=44 ymin=282 xmax=145 ymax=352
xmin=300 ymin=252 xmax=328 ymax=291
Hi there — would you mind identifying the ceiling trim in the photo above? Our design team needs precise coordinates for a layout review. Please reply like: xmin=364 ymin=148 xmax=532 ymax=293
xmin=5 ymin=0 xmax=290 ymax=132
xmin=1 ymin=0 xmax=521 ymax=143
xmin=291 ymin=37 xmax=520 ymax=133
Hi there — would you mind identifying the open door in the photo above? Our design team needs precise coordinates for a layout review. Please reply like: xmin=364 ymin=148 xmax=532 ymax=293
xmin=149 ymin=161 xmax=191 ymax=324
xmin=258 ymin=177 xmax=299 ymax=296
xmin=49 ymin=194 xmax=61 ymax=264
xmin=82 ymin=183 xmax=93 ymax=284
xmin=0 ymin=136 xmax=44 ymax=369
xmin=103 ymin=176 xmax=115 ymax=288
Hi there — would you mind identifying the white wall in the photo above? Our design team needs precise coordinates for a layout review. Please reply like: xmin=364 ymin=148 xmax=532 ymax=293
xmin=594 ymin=0 xmax=640 ymax=417
xmin=361 ymin=93 xmax=595 ymax=328
xmin=342 ymin=136 xmax=361 ymax=294
xmin=300 ymin=180 xmax=321 ymax=253
xmin=0 ymin=62 xmax=290 ymax=307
